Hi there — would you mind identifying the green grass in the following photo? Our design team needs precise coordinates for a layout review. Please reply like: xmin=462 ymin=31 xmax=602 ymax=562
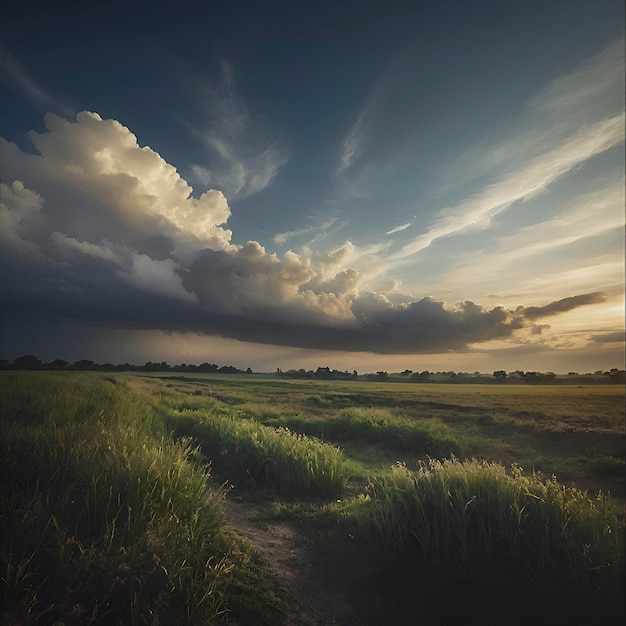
xmin=2 ymin=372 xmax=624 ymax=625
xmin=164 ymin=409 xmax=349 ymax=498
xmin=342 ymin=458 xmax=624 ymax=622
xmin=0 ymin=372 xmax=285 ymax=625
xmin=252 ymin=407 xmax=461 ymax=458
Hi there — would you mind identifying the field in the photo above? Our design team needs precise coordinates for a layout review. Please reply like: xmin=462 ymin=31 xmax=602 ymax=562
xmin=1 ymin=371 xmax=624 ymax=625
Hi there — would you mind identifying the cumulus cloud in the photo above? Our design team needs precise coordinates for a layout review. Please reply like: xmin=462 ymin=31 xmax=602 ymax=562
xmin=0 ymin=180 xmax=46 ymax=254
xmin=0 ymin=110 xmax=609 ymax=356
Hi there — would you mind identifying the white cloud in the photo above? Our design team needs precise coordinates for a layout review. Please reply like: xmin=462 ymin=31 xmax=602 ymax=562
xmin=273 ymin=216 xmax=338 ymax=246
xmin=390 ymin=112 xmax=624 ymax=263
xmin=0 ymin=112 xmax=234 ymax=256
xmin=445 ymin=37 xmax=625 ymax=191
xmin=386 ymin=222 xmax=411 ymax=235
xmin=428 ymin=177 xmax=626 ymax=308
xmin=338 ymin=109 xmax=371 ymax=174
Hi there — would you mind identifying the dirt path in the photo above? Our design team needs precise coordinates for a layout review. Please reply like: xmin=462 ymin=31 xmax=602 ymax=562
xmin=222 ymin=498 xmax=365 ymax=625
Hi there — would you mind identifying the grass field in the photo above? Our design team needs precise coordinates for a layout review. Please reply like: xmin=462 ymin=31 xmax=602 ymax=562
xmin=1 ymin=371 xmax=624 ymax=625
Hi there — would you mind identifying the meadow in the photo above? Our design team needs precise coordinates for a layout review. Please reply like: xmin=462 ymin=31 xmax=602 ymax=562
xmin=1 ymin=371 xmax=624 ymax=625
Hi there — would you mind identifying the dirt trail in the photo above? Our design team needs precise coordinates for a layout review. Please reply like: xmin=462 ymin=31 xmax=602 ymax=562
xmin=222 ymin=498 xmax=365 ymax=625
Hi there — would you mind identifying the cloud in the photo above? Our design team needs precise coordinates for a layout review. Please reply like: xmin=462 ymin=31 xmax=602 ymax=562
xmin=0 ymin=111 xmax=233 ymax=259
xmin=0 ymin=46 xmax=74 ymax=118
xmin=273 ymin=216 xmax=338 ymax=246
xmin=390 ymin=112 xmax=624 ymax=263
xmin=425 ymin=178 xmax=625 ymax=306
xmin=335 ymin=47 xmax=414 ymax=194
xmin=445 ymin=37 xmax=625 ymax=193
xmin=0 ymin=110 xmax=613 ymax=357
xmin=0 ymin=180 xmax=46 ymax=255
xmin=181 ymin=59 xmax=290 ymax=199
xmin=520 ymin=292 xmax=606 ymax=318
xmin=386 ymin=222 xmax=411 ymax=235
xmin=587 ymin=331 xmax=625 ymax=344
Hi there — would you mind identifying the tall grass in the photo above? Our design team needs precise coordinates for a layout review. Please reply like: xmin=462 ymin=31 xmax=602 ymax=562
xmin=0 ymin=373 xmax=246 ymax=624
xmin=246 ymin=406 xmax=461 ymax=458
xmin=346 ymin=457 xmax=625 ymax=622
xmin=164 ymin=408 xmax=348 ymax=498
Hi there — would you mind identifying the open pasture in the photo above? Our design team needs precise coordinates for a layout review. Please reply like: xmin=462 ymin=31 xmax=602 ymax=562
xmin=1 ymin=371 xmax=624 ymax=625
xmin=132 ymin=373 xmax=625 ymax=500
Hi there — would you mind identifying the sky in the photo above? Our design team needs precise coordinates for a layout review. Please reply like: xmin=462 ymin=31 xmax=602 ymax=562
xmin=0 ymin=0 xmax=624 ymax=374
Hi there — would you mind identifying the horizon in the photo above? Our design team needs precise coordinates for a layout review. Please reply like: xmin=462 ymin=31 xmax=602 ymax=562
xmin=1 ymin=1 xmax=624 ymax=374
xmin=3 ymin=353 xmax=624 ymax=378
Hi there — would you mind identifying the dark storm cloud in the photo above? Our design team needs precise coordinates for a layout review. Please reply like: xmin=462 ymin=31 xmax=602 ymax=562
xmin=0 ymin=111 xmax=610 ymax=357
xmin=520 ymin=292 xmax=606 ymax=318
xmin=587 ymin=331 xmax=625 ymax=344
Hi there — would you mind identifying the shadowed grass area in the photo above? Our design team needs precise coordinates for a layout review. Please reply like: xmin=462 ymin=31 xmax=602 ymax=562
xmin=343 ymin=458 xmax=624 ymax=624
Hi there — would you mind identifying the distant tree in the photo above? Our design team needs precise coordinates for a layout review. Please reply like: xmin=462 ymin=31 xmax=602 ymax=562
xmin=246 ymin=367 xmax=253 ymax=374
xmin=608 ymin=369 xmax=626 ymax=383
xmin=73 ymin=360 xmax=95 ymax=370
xmin=523 ymin=371 xmax=540 ymax=383
xmin=376 ymin=371 xmax=389 ymax=381
xmin=49 ymin=359 xmax=69 ymax=369
xmin=12 ymin=355 xmax=42 ymax=370
xmin=198 ymin=363 xmax=219 ymax=373
xmin=315 ymin=366 xmax=334 ymax=380
xmin=493 ymin=370 xmax=508 ymax=380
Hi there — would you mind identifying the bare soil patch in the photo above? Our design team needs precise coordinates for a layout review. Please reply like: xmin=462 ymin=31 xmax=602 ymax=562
xmin=222 ymin=497 xmax=383 ymax=626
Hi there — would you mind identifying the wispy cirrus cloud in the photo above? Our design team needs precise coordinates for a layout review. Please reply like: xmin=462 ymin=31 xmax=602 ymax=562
xmin=273 ymin=216 xmax=338 ymax=246
xmin=0 ymin=46 xmax=74 ymax=118
xmin=386 ymin=222 xmax=411 ymax=235
xmin=428 ymin=178 xmax=625 ymax=307
xmin=445 ymin=37 xmax=624 ymax=191
xmin=335 ymin=48 xmax=414 ymax=194
xmin=389 ymin=111 xmax=624 ymax=264
xmin=181 ymin=59 xmax=290 ymax=200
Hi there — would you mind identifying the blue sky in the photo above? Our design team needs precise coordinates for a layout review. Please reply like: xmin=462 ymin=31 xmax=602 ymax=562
xmin=1 ymin=0 xmax=624 ymax=373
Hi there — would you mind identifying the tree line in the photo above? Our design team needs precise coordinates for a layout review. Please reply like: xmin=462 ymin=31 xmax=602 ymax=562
xmin=0 ymin=355 xmax=251 ymax=375
xmin=1 ymin=355 xmax=624 ymax=384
